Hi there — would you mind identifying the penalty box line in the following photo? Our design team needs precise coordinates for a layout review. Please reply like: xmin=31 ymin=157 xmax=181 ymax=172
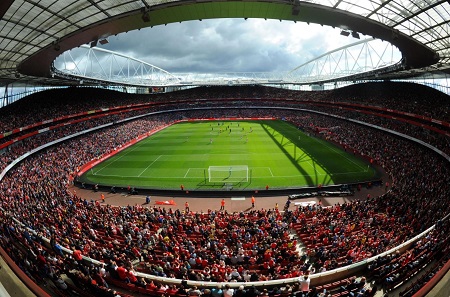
xmin=184 ymin=168 xmax=207 ymax=179
xmin=251 ymin=167 xmax=274 ymax=177
xmin=137 ymin=155 xmax=162 ymax=177
xmin=92 ymin=141 xmax=146 ymax=175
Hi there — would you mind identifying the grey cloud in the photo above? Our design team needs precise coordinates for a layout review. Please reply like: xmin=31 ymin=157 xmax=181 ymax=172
xmin=93 ymin=19 xmax=346 ymax=74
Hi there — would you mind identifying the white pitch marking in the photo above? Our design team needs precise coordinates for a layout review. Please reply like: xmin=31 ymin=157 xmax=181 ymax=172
xmin=92 ymin=140 xmax=146 ymax=175
xmin=91 ymin=141 xmax=149 ymax=175
xmin=310 ymin=137 xmax=366 ymax=171
xmin=137 ymin=155 xmax=162 ymax=177
xmin=306 ymin=161 xmax=320 ymax=175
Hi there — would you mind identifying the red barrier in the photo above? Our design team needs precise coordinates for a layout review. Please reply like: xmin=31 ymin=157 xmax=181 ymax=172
xmin=0 ymin=102 xmax=157 ymax=140
xmin=2 ymin=97 xmax=448 ymax=143
xmin=306 ymin=102 xmax=450 ymax=137
xmin=0 ymin=106 xmax=149 ymax=150
xmin=2 ymin=98 xmax=449 ymax=153
xmin=0 ymin=246 xmax=51 ymax=297
xmin=335 ymin=102 xmax=450 ymax=128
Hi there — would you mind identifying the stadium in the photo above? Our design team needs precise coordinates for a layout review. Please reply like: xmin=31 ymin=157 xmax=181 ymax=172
xmin=0 ymin=1 xmax=449 ymax=297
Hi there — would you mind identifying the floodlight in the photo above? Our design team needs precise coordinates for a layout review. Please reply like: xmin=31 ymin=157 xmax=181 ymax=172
xmin=142 ymin=11 xmax=150 ymax=22
xmin=292 ymin=0 xmax=301 ymax=15
xmin=52 ymin=40 xmax=61 ymax=51
xmin=340 ymin=30 xmax=350 ymax=37
xmin=351 ymin=31 xmax=360 ymax=39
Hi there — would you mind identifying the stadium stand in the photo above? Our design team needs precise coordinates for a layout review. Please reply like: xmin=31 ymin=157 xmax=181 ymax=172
xmin=0 ymin=84 xmax=449 ymax=297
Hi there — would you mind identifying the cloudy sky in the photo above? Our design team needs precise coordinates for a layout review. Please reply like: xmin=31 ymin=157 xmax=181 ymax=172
xmin=2 ymin=19 xmax=401 ymax=104
xmin=95 ymin=18 xmax=362 ymax=74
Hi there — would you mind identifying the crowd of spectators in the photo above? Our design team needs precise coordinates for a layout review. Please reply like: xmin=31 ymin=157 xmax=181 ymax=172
xmin=399 ymin=254 xmax=450 ymax=296
xmin=1 ymin=83 xmax=448 ymax=135
xmin=368 ymin=218 xmax=449 ymax=286
xmin=0 ymin=83 xmax=449 ymax=297
xmin=0 ymin=87 xmax=150 ymax=133
xmin=305 ymin=105 xmax=450 ymax=156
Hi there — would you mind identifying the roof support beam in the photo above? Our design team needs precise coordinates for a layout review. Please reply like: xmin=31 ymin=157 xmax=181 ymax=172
xmin=392 ymin=0 xmax=446 ymax=27
xmin=87 ymin=0 xmax=111 ymax=17
xmin=16 ymin=1 xmax=439 ymax=78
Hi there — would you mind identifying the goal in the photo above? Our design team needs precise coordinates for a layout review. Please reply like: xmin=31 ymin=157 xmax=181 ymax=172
xmin=208 ymin=165 xmax=249 ymax=183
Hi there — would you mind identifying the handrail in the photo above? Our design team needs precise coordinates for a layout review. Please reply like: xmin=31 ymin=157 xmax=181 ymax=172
xmin=412 ymin=259 xmax=450 ymax=297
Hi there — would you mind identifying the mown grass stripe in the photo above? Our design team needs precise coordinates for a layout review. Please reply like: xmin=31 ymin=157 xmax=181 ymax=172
xmin=81 ymin=120 xmax=379 ymax=190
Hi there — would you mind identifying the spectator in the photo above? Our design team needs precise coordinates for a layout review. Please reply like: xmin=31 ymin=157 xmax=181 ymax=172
xmin=234 ymin=285 xmax=246 ymax=297
xmin=212 ymin=285 xmax=223 ymax=297
xmin=53 ymin=273 xmax=68 ymax=290
xmin=223 ymin=284 xmax=234 ymax=297
xmin=299 ymin=275 xmax=310 ymax=296
xmin=245 ymin=285 xmax=260 ymax=297
xmin=189 ymin=285 xmax=202 ymax=296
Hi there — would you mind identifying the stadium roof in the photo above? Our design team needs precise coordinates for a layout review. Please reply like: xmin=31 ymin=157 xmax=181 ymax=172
xmin=1 ymin=0 xmax=449 ymax=88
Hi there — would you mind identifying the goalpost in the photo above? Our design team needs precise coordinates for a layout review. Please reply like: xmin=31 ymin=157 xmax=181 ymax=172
xmin=208 ymin=165 xmax=249 ymax=183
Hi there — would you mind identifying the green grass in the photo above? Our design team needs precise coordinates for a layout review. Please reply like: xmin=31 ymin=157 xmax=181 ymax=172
xmin=80 ymin=120 xmax=380 ymax=190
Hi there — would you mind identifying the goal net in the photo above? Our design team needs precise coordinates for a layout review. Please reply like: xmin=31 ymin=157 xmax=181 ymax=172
xmin=208 ymin=165 xmax=249 ymax=183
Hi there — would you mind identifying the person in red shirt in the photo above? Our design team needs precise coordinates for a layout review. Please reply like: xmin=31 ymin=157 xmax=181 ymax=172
xmin=36 ymin=252 xmax=47 ymax=268
xmin=116 ymin=266 xmax=128 ymax=280
xmin=147 ymin=280 xmax=158 ymax=290
xmin=72 ymin=248 xmax=83 ymax=261
xmin=220 ymin=199 xmax=225 ymax=211
xmin=201 ymin=258 xmax=208 ymax=268
xmin=127 ymin=268 xmax=138 ymax=283
xmin=195 ymin=257 xmax=202 ymax=268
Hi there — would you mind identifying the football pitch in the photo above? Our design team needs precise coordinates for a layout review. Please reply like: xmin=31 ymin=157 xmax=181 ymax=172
xmin=80 ymin=120 xmax=380 ymax=190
